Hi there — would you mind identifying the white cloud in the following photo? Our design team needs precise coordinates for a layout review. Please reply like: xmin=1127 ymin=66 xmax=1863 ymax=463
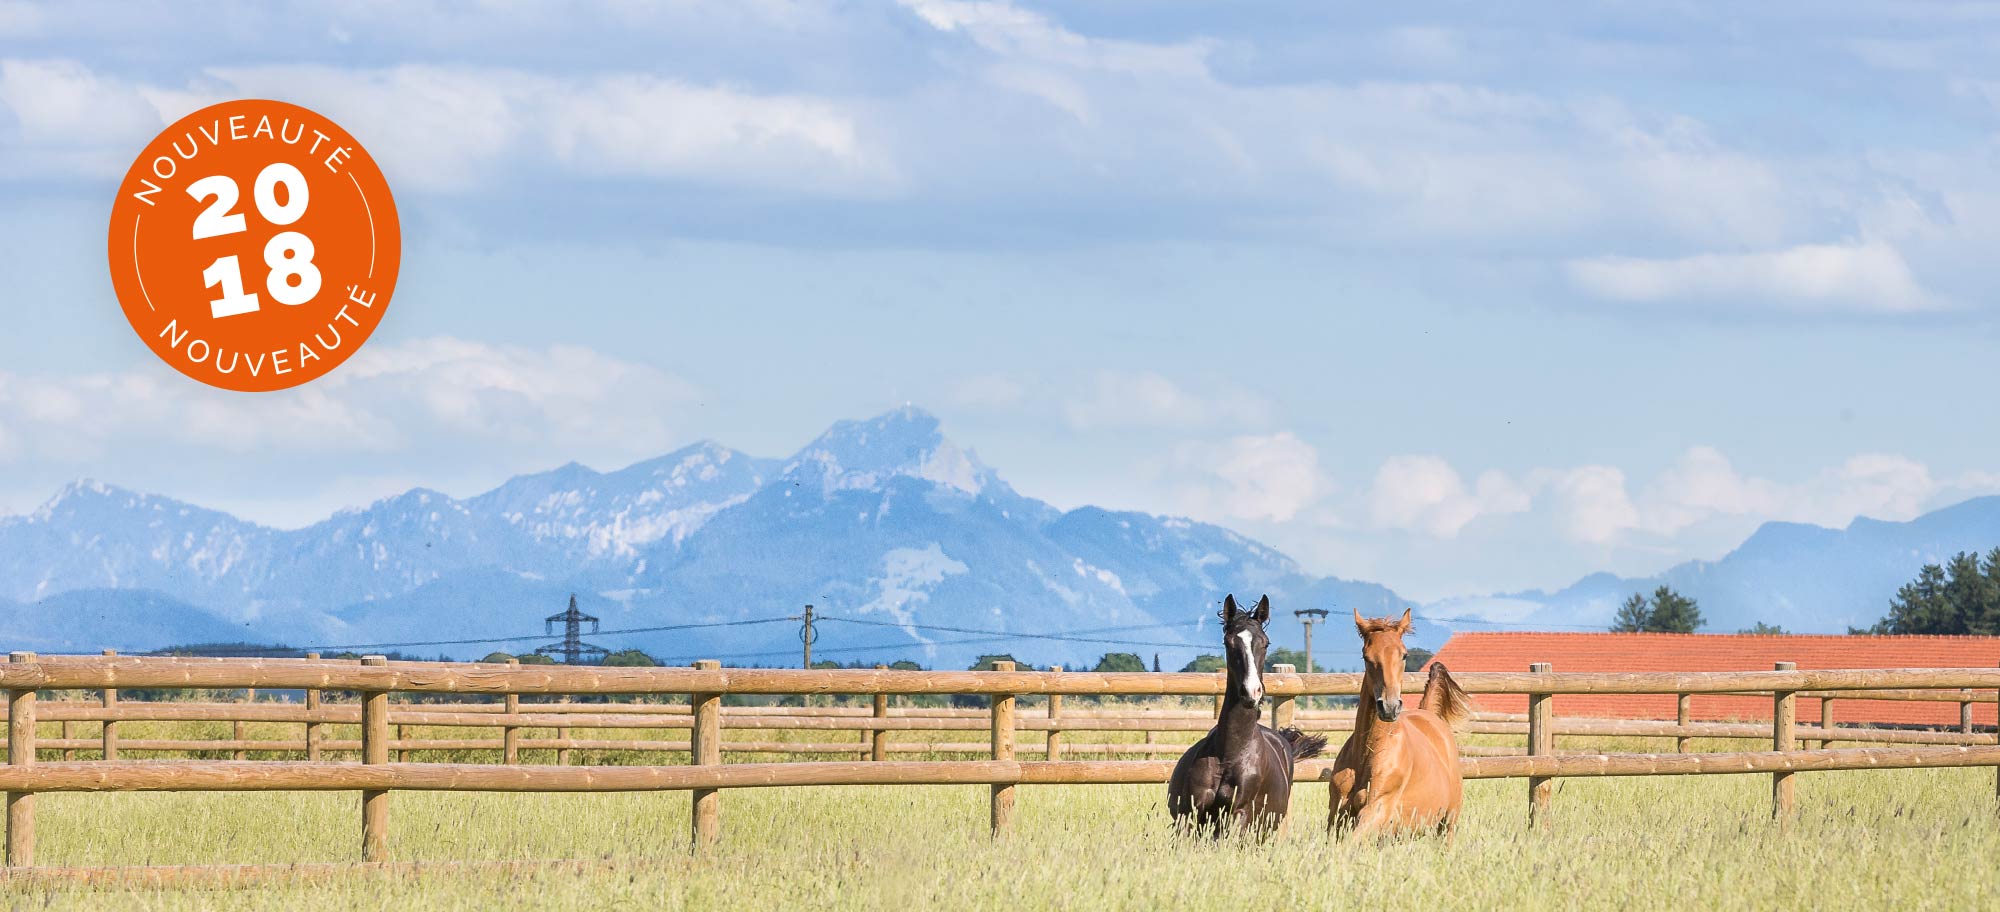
xmin=1544 ymin=465 xmax=1641 ymax=545
xmin=1170 ymin=432 xmax=1323 ymax=523
xmin=0 ymin=59 xmax=889 ymax=194
xmin=0 ymin=337 xmax=701 ymax=520
xmin=1565 ymin=242 xmax=1934 ymax=314
xmin=1351 ymin=446 xmax=1970 ymax=549
xmin=1367 ymin=455 xmax=1529 ymax=538
xmin=1061 ymin=370 xmax=1271 ymax=432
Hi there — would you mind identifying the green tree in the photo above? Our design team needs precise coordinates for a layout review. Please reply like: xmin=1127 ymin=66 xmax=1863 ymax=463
xmin=1265 ymin=647 xmax=1314 ymax=673
xmin=1739 ymin=622 xmax=1787 ymax=635
xmin=479 ymin=652 xmax=516 ymax=664
xmin=1092 ymin=652 xmax=1146 ymax=673
xmin=1872 ymin=551 xmax=2000 ymax=634
xmin=1647 ymin=586 xmax=1703 ymax=633
xmin=1179 ymin=654 xmax=1224 ymax=673
xmin=1405 ymin=646 xmax=1435 ymax=672
xmin=603 ymin=649 xmax=657 ymax=667
xmin=1611 ymin=593 xmax=1651 ymax=633
xmin=970 ymin=654 xmax=1028 ymax=671
xmin=1611 ymin=587 xmax=1704 ymax=633
xmin=516 ymin=653 xmax=556 ymax=665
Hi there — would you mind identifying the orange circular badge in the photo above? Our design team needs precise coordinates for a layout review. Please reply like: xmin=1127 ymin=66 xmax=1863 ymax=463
xmin=107 ymin=99 xmax=400 ymax=392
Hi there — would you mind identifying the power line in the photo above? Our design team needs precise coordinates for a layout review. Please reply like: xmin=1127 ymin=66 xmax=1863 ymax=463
xmin=307 ymin=616 xmax=794 ymax=652
xmin=816 ymin=614 xmax=1205 ymax=648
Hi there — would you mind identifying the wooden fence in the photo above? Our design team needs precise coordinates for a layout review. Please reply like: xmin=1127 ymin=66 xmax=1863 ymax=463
xmin=2 ymin=651 xmax=1999 ymax=870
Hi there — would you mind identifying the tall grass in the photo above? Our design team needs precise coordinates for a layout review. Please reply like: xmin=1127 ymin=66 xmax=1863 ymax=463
xmin=5 ymin=721 xmax=1995 ymax=910
xmin=4 ymin=761 xmax=1995 ymax=908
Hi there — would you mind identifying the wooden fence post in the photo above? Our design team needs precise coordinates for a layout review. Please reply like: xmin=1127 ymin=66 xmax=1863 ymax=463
xmin=991 ymin=660 xmax=1017 ymax=836
xmin=1773 ymin=661 xmax=1796 ymax=825
xmin=503 ymin=658 xmax=521 ymax=766
xmin=233 ymin=688 xmax=251 ymax=761
xmin=1819 ymin=696 xmax=1835 ymax=750
xmin=7 ymin=652 xmax=37 ymax=868
xmin=1527 ymin=662 xmax=1553 ymax=829
xmin=1961 ymin=694 xmax=1974 ymax=735
xmin=1045 ymin=665 xmax=1063 ymax=762
xmin=60 ymin=720 xmax=73 ymax=762
xmin=360 ymin=655 xmax=390 ymax=863
xmin=1272 ymin=664 xmax=1297 ymax=731
xmin=101 ymin=649 xmax=119 ymax=761
xmin=557 ymin=695 xmax=572 ymax=766
xmin=1213 ymin=669 xmax=1224 ymax=719
xmin=1675 ymin=693 xmax=1691 ymax=754
xmin=871 ymin=665 xmax=889 ymax=762
xmin=304 ymin=652 xmax=321 ymax=762
xmin=691 ymin=660 xmax=722 ymax=851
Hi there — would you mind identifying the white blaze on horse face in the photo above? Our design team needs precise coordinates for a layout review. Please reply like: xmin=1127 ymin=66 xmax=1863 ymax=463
xmin=1233 ymin=629 xmax=1264 ymax=702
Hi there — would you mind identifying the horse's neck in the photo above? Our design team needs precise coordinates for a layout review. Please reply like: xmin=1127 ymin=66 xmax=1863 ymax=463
xmin=1351 ymin=676 xmax=1402 ymax=755
xmin=1217 ymin=699 xmax=1263 ymax=751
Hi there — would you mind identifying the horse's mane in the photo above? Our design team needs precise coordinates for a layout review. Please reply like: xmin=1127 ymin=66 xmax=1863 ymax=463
xmin=1418 ymin=662 xmax=1474 ymax=728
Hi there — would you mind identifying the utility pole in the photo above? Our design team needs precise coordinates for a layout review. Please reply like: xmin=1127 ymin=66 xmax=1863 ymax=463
xmin=1295 ymin=607 xmax=1329 ymax=709
xmin=793 ymin=604 xmax=817 ymax=669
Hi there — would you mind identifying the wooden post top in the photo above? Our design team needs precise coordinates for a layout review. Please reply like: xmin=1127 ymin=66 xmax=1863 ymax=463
xmin=992 ymin=661 xmax=1016 ymax=673
xmin=1530 ymin=662 xmax=1552 ymax=673
xmin=1775 ymin=661 xmax=1797 ymax=671
xmin=1273 ymin=664 xmax=1296 ymax=674
xmin=9 ymin=652 xmax=33 ymax=663
xmin=695 ymin=660 xmax=721 ymax=671
xmin=361 ymin=656 xmax=387 ymax=667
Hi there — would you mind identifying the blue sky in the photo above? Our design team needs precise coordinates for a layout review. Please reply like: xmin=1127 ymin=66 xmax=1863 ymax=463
xmin=3 ymin=1 xmax=2000 ymax=602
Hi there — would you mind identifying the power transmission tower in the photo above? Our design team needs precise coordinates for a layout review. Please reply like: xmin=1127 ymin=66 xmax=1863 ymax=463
xmin=533 ymin=594 xmax=610 ymax=665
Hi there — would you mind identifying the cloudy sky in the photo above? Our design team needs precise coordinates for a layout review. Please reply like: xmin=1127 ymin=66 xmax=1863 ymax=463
xmin=4 ymin=1 xmax=2000 ymax=602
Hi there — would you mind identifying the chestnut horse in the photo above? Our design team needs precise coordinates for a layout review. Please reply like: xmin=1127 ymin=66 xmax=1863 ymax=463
xmin=1327 ymin=608 xmax=1473 ymax=838
xmin=1168 ymin=594 xmax=1327 ymax=838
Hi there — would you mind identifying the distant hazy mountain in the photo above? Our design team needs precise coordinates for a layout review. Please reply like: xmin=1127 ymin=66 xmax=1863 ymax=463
xmin=0 ymin=407 xmax=1405 ymax=667
xmin=9 ymin=406 xmax=1991 ymax=665
xmin=1428 ymin=496 xmax=2000 ymax=638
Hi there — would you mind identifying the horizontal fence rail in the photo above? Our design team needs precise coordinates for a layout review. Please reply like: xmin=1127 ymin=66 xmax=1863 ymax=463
xmin=10 ymin=660 xmax=2000 ymax=695
xmin=2 ymin=652 xmax=1998 ymax=873
xmin=4 ymin=745 xmax=2000 ymax=794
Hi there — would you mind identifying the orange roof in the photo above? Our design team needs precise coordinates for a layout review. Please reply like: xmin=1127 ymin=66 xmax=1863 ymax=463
xmin=1426 ymin=632 xmax=1998 ymax=728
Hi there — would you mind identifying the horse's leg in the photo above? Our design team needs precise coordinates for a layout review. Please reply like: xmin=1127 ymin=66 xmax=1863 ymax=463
xmin=1347 ymin=800 xmax=1401 ymax=842
xmin=1326 ymin=768 xmax=1357 ymax=834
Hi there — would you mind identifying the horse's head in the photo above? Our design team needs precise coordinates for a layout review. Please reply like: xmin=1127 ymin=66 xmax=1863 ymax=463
xmin=1354 ymin=607 xmax=1413 ymax=722
xmin=1220 ymin=594 xmax=1272 ymax=704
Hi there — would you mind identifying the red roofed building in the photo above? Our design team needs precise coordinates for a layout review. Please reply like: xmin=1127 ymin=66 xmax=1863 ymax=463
xmin=1426 ymin=632 xmax=1999 ymax=728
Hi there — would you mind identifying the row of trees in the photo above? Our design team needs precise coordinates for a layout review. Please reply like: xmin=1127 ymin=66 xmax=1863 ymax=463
xmin=1865 ymin=548 xmax=2000 ymax=635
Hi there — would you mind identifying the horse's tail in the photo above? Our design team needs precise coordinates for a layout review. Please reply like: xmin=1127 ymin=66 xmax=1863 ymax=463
xmin=1418 ymin=662 xmax=1474 ymax=728
xmin=1279 ymin=727 xmax=1328 ymax=761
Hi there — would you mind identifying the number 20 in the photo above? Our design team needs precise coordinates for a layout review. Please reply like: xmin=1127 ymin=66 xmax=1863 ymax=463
xmin=187 ymin=163 xmax=319 ymax=318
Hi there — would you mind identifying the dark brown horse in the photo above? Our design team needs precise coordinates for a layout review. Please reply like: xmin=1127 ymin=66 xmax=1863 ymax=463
xmin=1168 ymin=594 xmax=1328 ymax=838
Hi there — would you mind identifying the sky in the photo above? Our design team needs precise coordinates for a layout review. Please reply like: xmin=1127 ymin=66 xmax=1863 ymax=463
xmin=3 ymin=1 xmax=2000 ymax=603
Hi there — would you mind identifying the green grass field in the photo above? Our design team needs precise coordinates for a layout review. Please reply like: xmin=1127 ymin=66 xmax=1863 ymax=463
xmin=5 ymin=722 xmax=1996 ymax=910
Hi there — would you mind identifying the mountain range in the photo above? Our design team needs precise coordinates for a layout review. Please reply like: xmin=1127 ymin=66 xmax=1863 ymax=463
xmin=2 ymin=406 xmax=1996 ymax=666
xmin=0 ymin=407 xmax=1405 ymax=667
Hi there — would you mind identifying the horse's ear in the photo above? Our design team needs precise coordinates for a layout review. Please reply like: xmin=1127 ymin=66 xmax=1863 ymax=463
xmin=1222 ymin=594 xmax=1238 ymax=618
xmin=1252 ymin=595 xmax=1270 ymax=624
xmin=1353 ymin=606 xmax=1367 ymax=632
xmin=1397 ymin=608 xmax=1413 ymax=634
